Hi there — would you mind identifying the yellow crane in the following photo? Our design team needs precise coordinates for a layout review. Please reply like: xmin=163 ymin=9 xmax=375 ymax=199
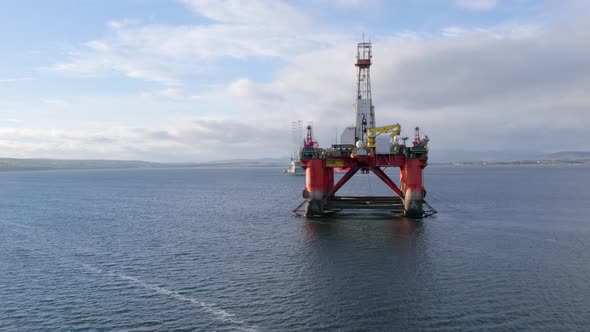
xmin=365 ymin=123 xmax=401 ymax=148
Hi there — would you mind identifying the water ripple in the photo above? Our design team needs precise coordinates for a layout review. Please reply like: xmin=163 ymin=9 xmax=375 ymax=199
xmin=1 ymin=167 xmax=590 ymax=331
xmin=80 ymin=264 xmax=258 ymax=332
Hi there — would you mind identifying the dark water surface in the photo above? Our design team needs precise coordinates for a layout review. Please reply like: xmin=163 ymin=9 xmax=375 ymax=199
xmin=1 ymin=166 xmax=589 ymax=331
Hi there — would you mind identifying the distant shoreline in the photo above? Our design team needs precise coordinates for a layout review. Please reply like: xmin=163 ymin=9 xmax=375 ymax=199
xmin=0 ymin=157 xmax=587 ymax=172
xmin=0 ymin=157 xmax=286 ymax=172
xmin=430 ymin=161 xmax=590 ymax=167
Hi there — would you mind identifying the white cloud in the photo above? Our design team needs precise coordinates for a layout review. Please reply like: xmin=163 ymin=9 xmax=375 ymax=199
xmin=48 ymin=1 xmax=340 ymax=85
xmin=140 ymin=88 xmax=200 ymax=100
xmin=181 ymin=0 xmax=310 ymax=28
xmin=107 ymin=18 xmax=142 ymax=30
xmin=226 ymin=78 xmax=283 ymax=103
xmin=441 ymin=22 xmax=541 ymax=39
xmin=48 ymin=47 xmax=182 ymax=85
xmin=201 ymin=20 xmax=590 ymax=154
xmin=323 ymin=0 xmax=382 ymax=7
xmin=0 ymin=118 xmax=290 ymax=162
xmin=26 ymin=2 xmax=590 ymax=160
xmin=453 ymin=0 xmax=499 ymax=11
xmin=0 ymin=118 xmax=23 ymax=124
xmin=43 ymin=99 xmax=70 ymax=106
xmin=0 ymin=77 xmax=33 ymax=83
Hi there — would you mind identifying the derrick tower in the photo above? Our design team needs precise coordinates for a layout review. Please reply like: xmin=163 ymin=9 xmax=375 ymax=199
xmin=354 ymin=42 xmax=375 ymax=143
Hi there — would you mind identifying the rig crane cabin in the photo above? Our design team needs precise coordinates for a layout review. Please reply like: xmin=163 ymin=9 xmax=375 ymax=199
xmin=294 ymin=42 xmax=436 ymax=218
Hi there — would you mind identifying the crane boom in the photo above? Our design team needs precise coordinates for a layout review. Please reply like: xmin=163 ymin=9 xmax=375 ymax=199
xmin=365 ymin=123 xmax=401 ymax=148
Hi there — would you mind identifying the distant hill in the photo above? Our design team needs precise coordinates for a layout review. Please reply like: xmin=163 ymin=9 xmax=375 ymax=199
xmin=207 ymin=157 xmax=289 ymax=165
xmin=1 ymin=151 xmax=587 ymax=172
xmin=0 ymin=158 xmax=164 ymax=171
xmin=540 ymin=151 xmax=590 ymax=161
xmin=427 ymin=149 xmax=543 ymax=163
xmin=429 ymin=149 xmax=590 ymax=164
xmin=0 ymin=157 xmax=284 ymax=172
xmin=430 ymin=150 xmax=590 ymax=166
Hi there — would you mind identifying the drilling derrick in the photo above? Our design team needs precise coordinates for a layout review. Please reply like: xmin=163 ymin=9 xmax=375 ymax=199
xmin=354 ymin=42 xmax=375 ymax=143
xmin=294 ymin=41 xmax=436 ymax=219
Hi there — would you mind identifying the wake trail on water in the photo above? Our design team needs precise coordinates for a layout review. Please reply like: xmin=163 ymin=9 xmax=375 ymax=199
xmin=81 ymin=264 xmax=258 ymax=332
xmin=0 ymin=220 xmax=35 ymax=229
xmin=1 ymin=220 xmax=258 ymax=331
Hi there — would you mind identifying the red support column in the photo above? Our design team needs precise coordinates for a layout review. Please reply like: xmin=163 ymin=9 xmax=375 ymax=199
xmin=304 ymin=159 xmax=326 ymax=216
xmin=400 ymin=158 xmax=426 ymax=218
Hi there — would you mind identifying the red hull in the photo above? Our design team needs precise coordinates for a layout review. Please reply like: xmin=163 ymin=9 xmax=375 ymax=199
xmin=299 ymin=153 xmax=429 ymax=218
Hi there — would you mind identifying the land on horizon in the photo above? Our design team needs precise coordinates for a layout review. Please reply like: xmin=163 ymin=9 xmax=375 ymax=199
xmin=1 ymin=151 xmax=588 ymax=172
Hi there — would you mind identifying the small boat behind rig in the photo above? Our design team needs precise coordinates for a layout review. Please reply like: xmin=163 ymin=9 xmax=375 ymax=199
xmin=294 ymin=41 xmax=436 ymax=218
xmin=283 ymin=159 xmax=305 ymax=176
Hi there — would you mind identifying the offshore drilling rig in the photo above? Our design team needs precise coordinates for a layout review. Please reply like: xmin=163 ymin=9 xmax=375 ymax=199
xmin=294 ymin=42 xmax=436 ymax=218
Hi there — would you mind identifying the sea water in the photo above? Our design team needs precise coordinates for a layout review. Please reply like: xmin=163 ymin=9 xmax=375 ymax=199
xmin=1 ymin=166 xmax=589 ymax=331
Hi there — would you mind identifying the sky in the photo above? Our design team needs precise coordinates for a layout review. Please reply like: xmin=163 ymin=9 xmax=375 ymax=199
xmin=0 ymin=0 xmax=589 ymax=162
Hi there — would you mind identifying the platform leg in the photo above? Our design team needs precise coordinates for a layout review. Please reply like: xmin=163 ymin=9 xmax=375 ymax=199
xmin=403 ymin=187 xmax=424 ymax=218
xmin=304 ymin=159 xmax=326 ymax=217
xmin=400 ymin=158 xmax=426 ymax=218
